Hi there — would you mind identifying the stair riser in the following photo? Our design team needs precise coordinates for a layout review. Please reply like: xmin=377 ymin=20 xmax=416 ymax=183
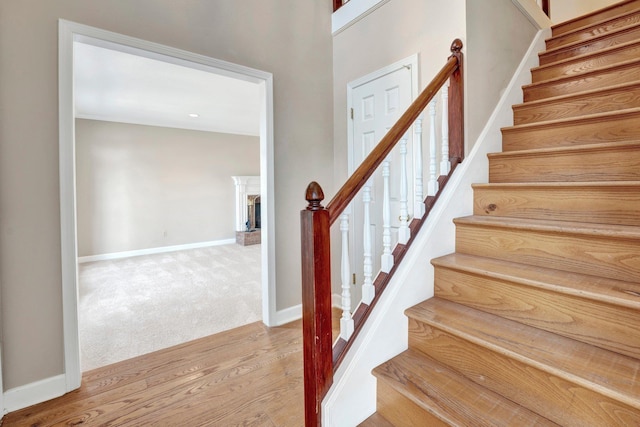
xmin=523 ymin=62 xmax=640 ymax=101
xmin=434 ymin=266 xmax=640 ymax=359
xmin=551 ymin=2 xmax=640 ymax=37
xmin=502 ymin=112 xmax=640 ymax=151
xmin=532 ymin=43 xmax=640 ymax=83
xmin=489 ymin=144 xmax=640 ymax=183
xmin=377 ymin=381 xmax=449 ymax=427
xmin=513 ymin=84 xmax=640 ymax=125
xmin=541 ymin=24 xmax=640 ymax=65
xmin=546 ymin=7 xmax=640 ymax=44
xmin=455 ymin=222 xmax=640 ymax=282
xmin=473 ymin=185 xmax=640 ymax=226
xmin=408 ymin=319 xmax=640 ymax=427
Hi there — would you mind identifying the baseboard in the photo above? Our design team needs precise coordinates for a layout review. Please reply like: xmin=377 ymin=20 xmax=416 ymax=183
xmin=77 ymin=238 xmax=237 ymax=263
xmin=332 ymin=293 xmax=342 ymax=308
xmin=274 ymin=304 xmax=302 ymax=326
xmin=3 ymin=374 xmax=66 ymax=413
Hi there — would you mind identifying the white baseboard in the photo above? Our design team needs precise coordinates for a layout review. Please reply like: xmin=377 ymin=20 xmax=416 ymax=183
xmin=77 ymin=238 xmax=237 ymax=263
xmin=332 ymin=293 xmax=342 ymax=308
xmin=274 ymin=304 xmax=302 ymax=326
xmin=3 ymin=374 xmax=66 ymax=413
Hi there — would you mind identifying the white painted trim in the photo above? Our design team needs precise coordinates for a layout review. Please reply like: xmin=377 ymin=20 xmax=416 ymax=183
xmin=59 ymin=20 xmax=277 ymax=397
xmin=332 ymin=293 xmax=342 ymax=308
xmin=332 ymin=0 xmax=391 ymax=34
xmin=3 ymin=375 xmax=66 ymax=413
xmin=512 ymin=0 xmax=553 ymax=29
xmin=323 ymin=28 xmax=551 ymax=426
xmin=274 ymin=304 xmax=302 ymax=326
xmin=77 ymin=239 xmax=237 ymax=264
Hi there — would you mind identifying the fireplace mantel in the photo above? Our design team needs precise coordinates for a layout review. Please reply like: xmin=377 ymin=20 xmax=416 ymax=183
xmin=232 ymin=176 xmax=261 ymax=245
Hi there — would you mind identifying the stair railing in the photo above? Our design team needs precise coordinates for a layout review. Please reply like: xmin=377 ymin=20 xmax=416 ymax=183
xmin=301 ymin=39 xmax=464 ymax=426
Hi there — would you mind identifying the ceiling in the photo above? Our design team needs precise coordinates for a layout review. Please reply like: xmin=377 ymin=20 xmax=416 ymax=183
xmin=73 ymin=41 xmax=261 ymax=136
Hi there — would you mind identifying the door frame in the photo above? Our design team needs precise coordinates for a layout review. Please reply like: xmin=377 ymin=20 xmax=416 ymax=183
xmin=58 ymin=20 xmax=276 ymax=391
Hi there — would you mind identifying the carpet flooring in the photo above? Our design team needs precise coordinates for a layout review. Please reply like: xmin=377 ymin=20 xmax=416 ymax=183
xmin=78 ymin=243 xmax=262 ymax=371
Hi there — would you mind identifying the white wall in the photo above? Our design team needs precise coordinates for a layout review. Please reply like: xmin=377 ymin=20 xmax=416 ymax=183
xmin=75 ymin=119 xmax=259 ymax=256
xmin=0 ymin=0 xmax=333 ymax=393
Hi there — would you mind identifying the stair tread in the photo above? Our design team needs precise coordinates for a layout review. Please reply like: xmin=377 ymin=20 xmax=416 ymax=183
xmin=542 ymin=20 xmax=640 ymax=58
xmin=522 ymin=57 xmax=640 ymax=89
xmin=533 ymin=38 xmax=640 ymax=72
xmin=549 ymin=2 xmax=640 ymax=38
xmin=488 ymin=139 xmax=640 ymax=158
xmin=502 ymin=106 xmax=640 ymax=132
xmin=453 ymin=214 xmax=640 ymax=239
xmin=514 ymin=80 xmax=640 ymax=109
xmin=432 ymin=253 xmax=640 ymax=310
xmin=374 ymin=349 xmax=560 ymax=427
xmin=406 ymin=298 xmax=640 ymax=409
xmin=473 ymin=180 xmax=640 ymax=189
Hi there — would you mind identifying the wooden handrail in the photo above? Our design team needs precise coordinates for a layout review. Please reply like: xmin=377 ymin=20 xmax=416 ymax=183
xmin=333 ymin=0 xmax=342 ymax=12
xmin=327 ymin=39 xmax=463 ymax=225
xmin=301 ymin=38 xmax=464 ymax=426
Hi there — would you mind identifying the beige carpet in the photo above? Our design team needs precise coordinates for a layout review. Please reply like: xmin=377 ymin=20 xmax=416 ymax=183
xmin=78 ymin=243 xmax=262 ymax=371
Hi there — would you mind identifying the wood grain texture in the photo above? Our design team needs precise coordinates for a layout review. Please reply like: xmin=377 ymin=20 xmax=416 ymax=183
xmin=454 ymin=215 xmax=640 ymax=283
xmin=407 ymin=299 xmax=640 ymax=426
xmin=433 ymin=253 xmax=640 ymax=358
xmin=551 ymin=0 xmax=640 ymax=37
xmin=540 ymin=23 xmax=640 ymax=65
xmin=472 ymin=181 xmax=640 ymax=226
xmin=502 ymin=108 xmax=640 ymax=151
xmin=513 ymin=81 xmax=640 ymax=125
xmin=3 ymin=321 xmax=304 ymax=426
xmin=357 ymin=412 xmax=396 ymax=427
xmin=548 ymin=10 xmax=640 ymax=50
xmin=532 ymin=40 xmax=640 ymax=83
xmin=374 ymin=349 xmax=559 ymax=427
xmin=488 ymin=141 xmax=640 ymax=183
xmin=522 ymin=59 xmax=640 ymax=102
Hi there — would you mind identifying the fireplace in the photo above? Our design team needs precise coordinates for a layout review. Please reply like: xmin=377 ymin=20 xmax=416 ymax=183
xmin=232 ymin=176 xmax=261 ymax=246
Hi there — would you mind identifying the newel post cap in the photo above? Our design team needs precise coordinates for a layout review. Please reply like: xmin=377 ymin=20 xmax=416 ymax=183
xmin=305 ymin=181 xmax=325 ymax=211
xmin=450 ymin=38 xmax=463 ymax=54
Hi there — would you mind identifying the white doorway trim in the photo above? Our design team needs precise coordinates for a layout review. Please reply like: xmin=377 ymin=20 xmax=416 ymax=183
xmin=58 ymin=20 xmax=276 ymax=392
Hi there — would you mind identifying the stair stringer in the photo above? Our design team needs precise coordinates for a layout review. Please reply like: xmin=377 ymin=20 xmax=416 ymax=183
xmin=321 ymin=28 xmax=551 ymax=427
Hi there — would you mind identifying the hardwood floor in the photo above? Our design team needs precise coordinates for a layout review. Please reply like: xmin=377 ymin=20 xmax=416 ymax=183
xmin=4 ymin=321 xmax=307 ymax=426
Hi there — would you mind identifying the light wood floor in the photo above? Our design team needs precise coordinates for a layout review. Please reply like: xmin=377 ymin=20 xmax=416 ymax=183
xmin=5 ymin=321 xmax=305 ymax=426
xmin=4 ymin=311 xmax=343 ymax=426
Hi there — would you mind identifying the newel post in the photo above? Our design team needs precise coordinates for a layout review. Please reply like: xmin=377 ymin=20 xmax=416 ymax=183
xmin=301 ymin=181 xmax=333 ymax=426
xmin=448 ymin=38 xmax=465 ymax=164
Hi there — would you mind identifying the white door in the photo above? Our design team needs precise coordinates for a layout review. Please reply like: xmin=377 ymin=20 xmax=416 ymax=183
xmin=347 ymin=56 xmax=417 ymax=307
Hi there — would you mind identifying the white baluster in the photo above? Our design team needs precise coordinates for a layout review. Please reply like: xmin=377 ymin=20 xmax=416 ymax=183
xmin=427 ymin=98 xmax=438 ymax=196
xmin=381 ymin=160 xmax=393 ymax=273
xmin=440 ymin=83 xmax=451 ymax=175
xmin=362 ymin=184 xmax=374 ymax=304
xmin=413 ymin=117 xmax=425 ymax=219
xmin=398 ymin=137 xmax=410 ymax=245
xmin=340 ymin=213 xmax=354 ymax=340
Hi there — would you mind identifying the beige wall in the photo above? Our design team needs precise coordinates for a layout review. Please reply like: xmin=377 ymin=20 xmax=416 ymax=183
xmin=75 ymin=120 xmax=259 ymax=256
xmin=0 ymin=1 xmax=333 ymax=390
xmin=466 ymin=0 xmax=538 ymax=144
xmin=550 ymin=0 xmax=621 ymax=23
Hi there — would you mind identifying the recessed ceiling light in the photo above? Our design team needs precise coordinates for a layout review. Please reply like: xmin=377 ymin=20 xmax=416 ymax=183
xmin=188 ymin=113 xmax=199 ymax=118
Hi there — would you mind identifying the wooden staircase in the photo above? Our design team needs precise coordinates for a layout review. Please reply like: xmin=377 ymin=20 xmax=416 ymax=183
xmin=362 ymin=1 xmax=640 ymax=425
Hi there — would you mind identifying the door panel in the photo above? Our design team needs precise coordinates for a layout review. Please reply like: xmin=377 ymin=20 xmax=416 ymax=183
xmin=349 ymin=65 xmax=414 ymax=305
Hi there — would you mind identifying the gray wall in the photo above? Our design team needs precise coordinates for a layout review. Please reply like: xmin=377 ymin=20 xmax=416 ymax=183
xmin=76 ymin=119 xmax=259 ymax=257
xmin=0 ymin=1 xmax=333 ymax=390
xmin=466 ymin=0 xmax=538 ymax=145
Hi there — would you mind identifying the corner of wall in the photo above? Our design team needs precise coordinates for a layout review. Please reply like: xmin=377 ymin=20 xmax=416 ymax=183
xmin=512 ymin=0 xmax=553 ymax=29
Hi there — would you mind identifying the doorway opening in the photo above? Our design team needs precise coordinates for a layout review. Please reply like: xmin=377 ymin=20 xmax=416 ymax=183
xmin=59 ymin=20 xmax=276 ymax=390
